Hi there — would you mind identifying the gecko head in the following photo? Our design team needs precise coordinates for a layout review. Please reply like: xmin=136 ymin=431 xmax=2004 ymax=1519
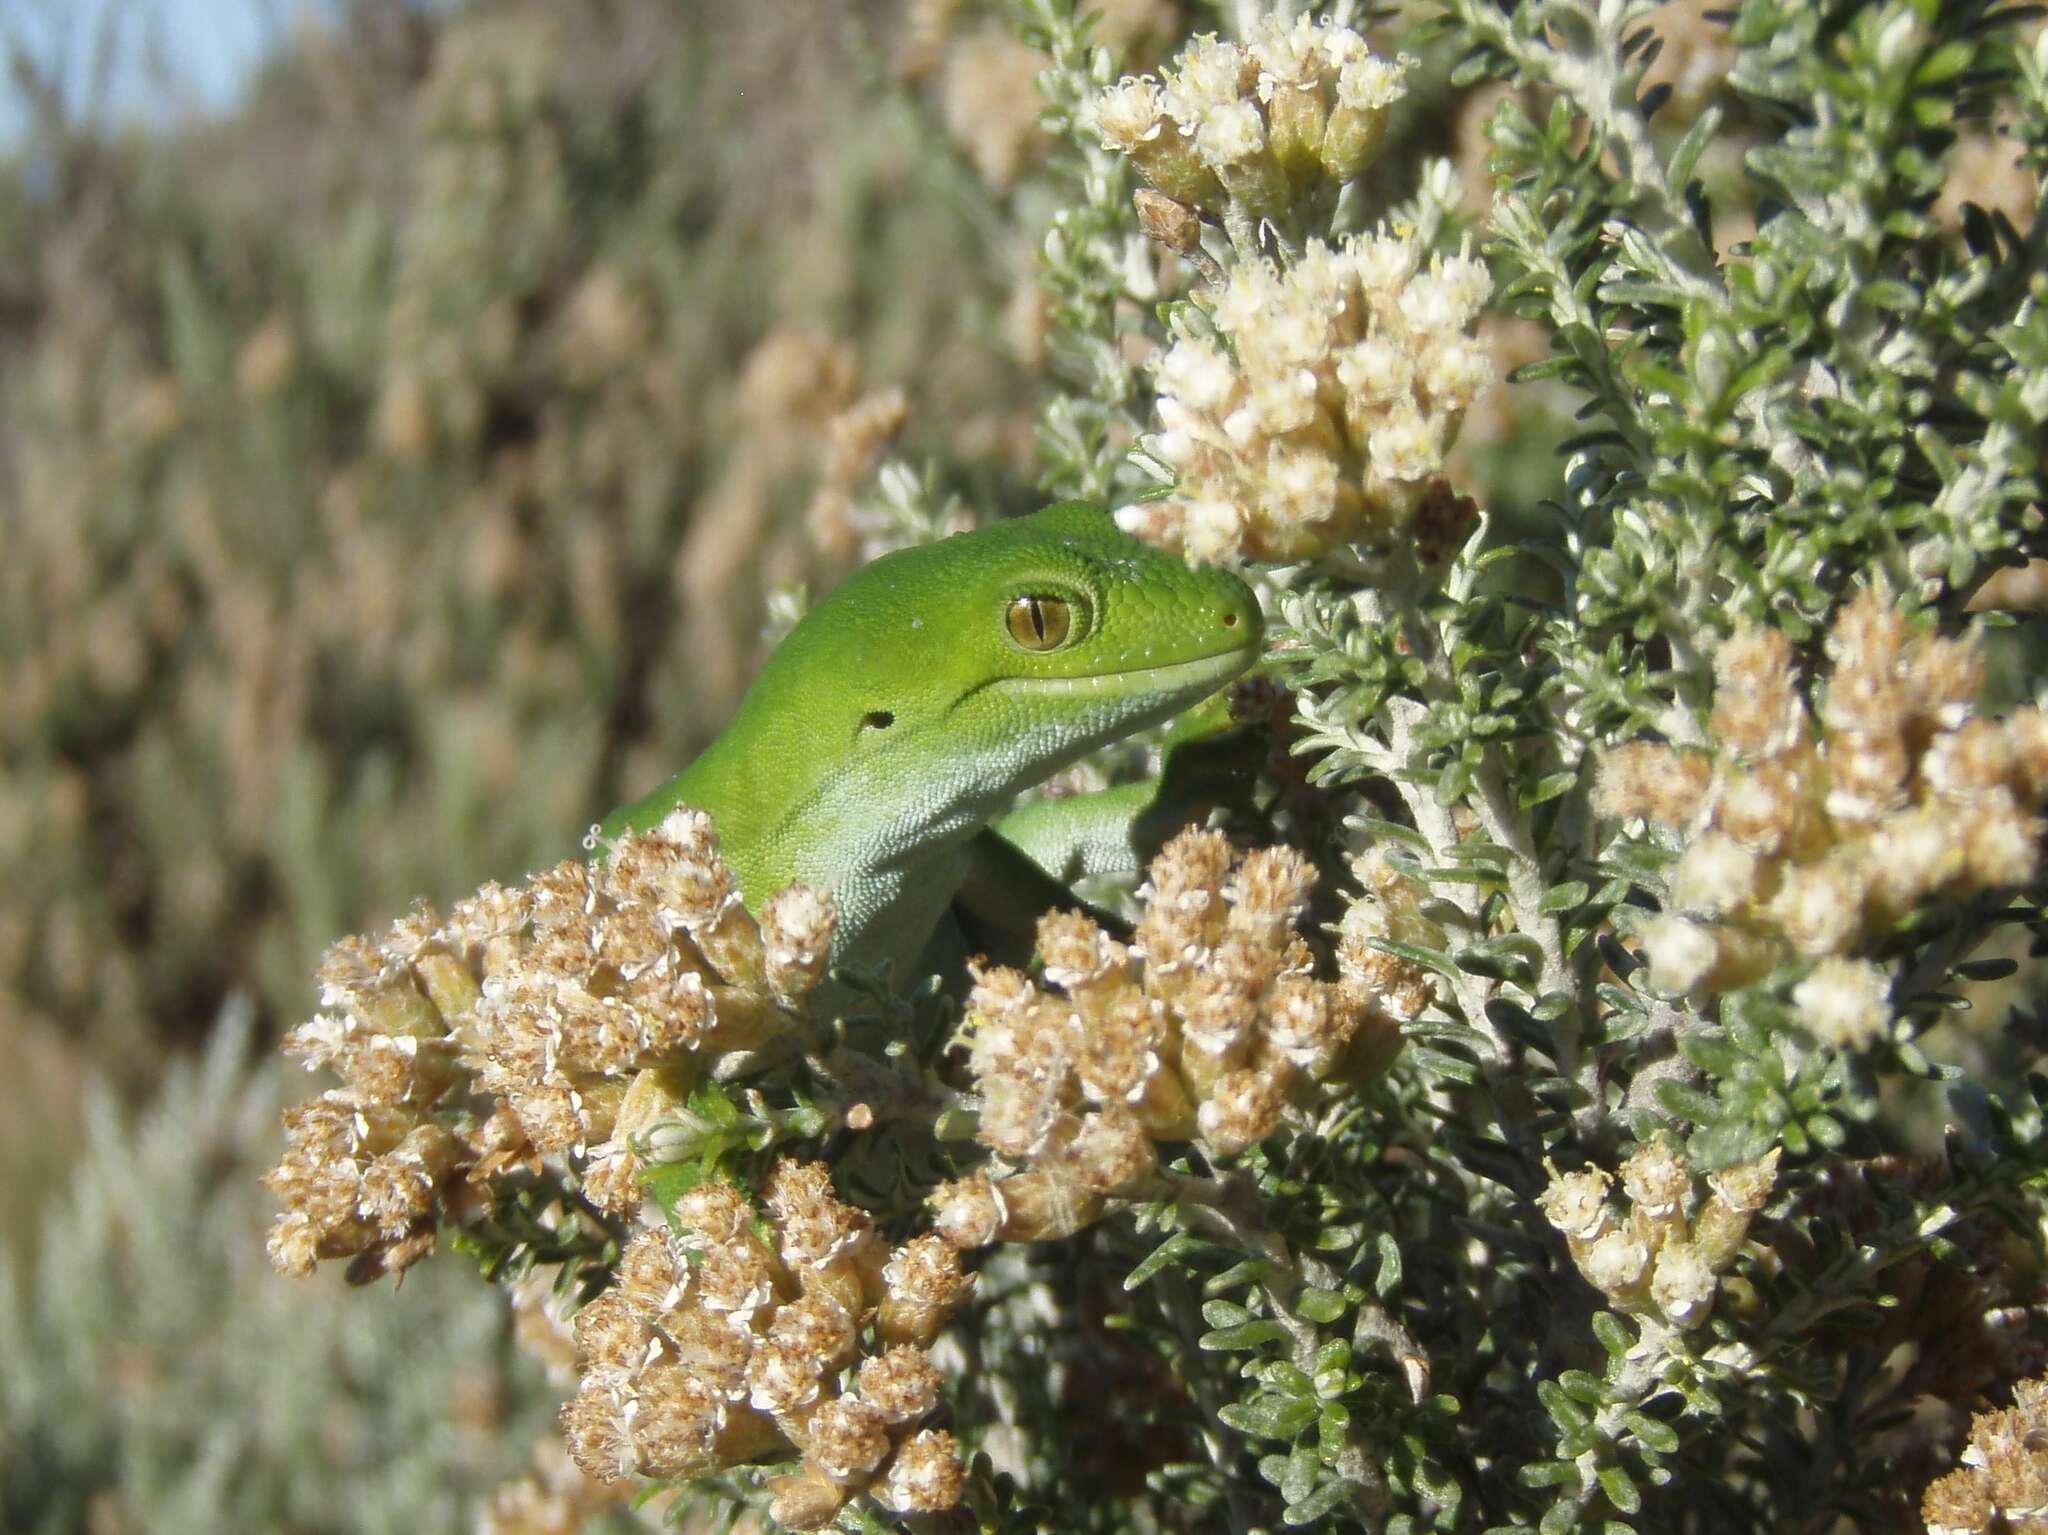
xmin=765 ymin=500 xmax=1263 ymax=805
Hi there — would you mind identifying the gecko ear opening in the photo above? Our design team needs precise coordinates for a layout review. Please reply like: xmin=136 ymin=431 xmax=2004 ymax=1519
xmin=861 ymin=710 xmax=896 ymax=731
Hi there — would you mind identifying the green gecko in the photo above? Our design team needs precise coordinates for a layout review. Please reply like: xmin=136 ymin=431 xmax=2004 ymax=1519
xmin=600 ymin=500 xmax=1263 ymax=976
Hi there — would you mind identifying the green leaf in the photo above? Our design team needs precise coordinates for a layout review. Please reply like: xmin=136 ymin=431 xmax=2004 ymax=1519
xmin=1201 ymin=1299 xmax=1255 ymax=1329
xmin=1364 ymin=936 xmax=1459 ymax=978
xmin=1261 ymin=1361 xmax=1316 ymax=1397
xmin=1408 ymin=1045 xmax=1483 ymax=1085
xmin=1201 ymin=1321 xmax=1293 ymax=1351
xmin=1667 ymin=103 xmax=1724 ymax=188
xmin=1655 ymin=1078 xmax=1726 ymax=1122
xmin=1283 ymin=1475 xmax=1359 ymax=1524
xmin=1125 ymin=1232 xmax=1209 ymax=1290
xmin=1281 ymin=1444 xmax=1321 ymax=1505
xmin=1598 ymin=1464 xmax=1642 ymax=1515
xmin=1205 ymin=1258 xmax=1278 ymax=1294
xmin=1518 ymin=1458 xmax=1582 ymax=1490
xmin=1592 ymin=1311 xmax=1636 ymax=1357
xmin=1521 ymin=770 xmax=1580 ymax=807
xmin=1217 ymin=1393 xmax=1319 ymax=1439
xmin=686 ymin=1080 xmax=744 ymax=1128
xmin=1624 ymin=1411 xmax=1681 ymax=1456
xmin=1541 ymin=880 xmax=1590 ymax=913
xmin=1538 ymin=1378 xmax=1590 ymax=1429
xmin=1436 ymin=756 xmax=1475 ymax=806
xmin=1297 ymin=1286 xmax=1349 ymax=1323
xmin=1559 ymin=1369 xmax=1609 ymax=1404
xmin=1680 ymin=1031 xmax=1746 ymax=1078
xmin=1375 ymin=1232 xmax=1404 ymax=1298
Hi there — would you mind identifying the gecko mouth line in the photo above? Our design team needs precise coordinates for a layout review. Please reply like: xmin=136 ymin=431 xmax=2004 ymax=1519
xmin=984 ymin=648 xmax=1256 ymax=700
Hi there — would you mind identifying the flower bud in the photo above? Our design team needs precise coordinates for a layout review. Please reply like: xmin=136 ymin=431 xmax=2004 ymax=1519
xmin=1135 ymin=188 xmax=1203 ymax=255
xmin=1264 ymin=80 xmax=1328 ymax=179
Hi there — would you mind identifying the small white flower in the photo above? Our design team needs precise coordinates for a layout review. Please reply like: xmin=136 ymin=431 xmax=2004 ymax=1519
xmin=1420 ymin=337 xmax=1494 ymax=409
xmin=1250 ymin=13 xmax=1324 ymax=94
xmin=1290 ymin=240 xmax=1354 ymax=312
xmin=1320 ymin=24 xmax=1371 ymax=69
xmin=283 ymin=1012 xmax=355 ymax=1070
xmin=1113 ymin=500 xmax=1184 ymax=548
xmin=1156 ymin=394 xmax=1229 ymax=455
xmin=1165 ymin=35 xmax=1251 ymax=126
xmin=1368 ymin=399 xmax=1443 ymax=481
xmin=1182 ymin=499 xmax=1246 ymax=564
xmin=1670 ymin=832 xmax=1760 ymax=917
xmin=1767 ymin=859 xmax=1864 ymax=957
xmin=1349 ymin=231 xmax=1421 ymax=300
xmin=1094 ymin=76 xmax=1166 ymax=151
xmin=1621 ymin=1141 xmax=1692 ymax=1218
xmin=1336 ymin=54 xmax=1407 ymax=111
xmin=1196 ymin=99 xmax=1266 ymax=166
xmin=1213 ymin=261 xmax=1283 ymax=339
xmin=1538 ymin=1164 xmax=1612 ymax=1241
xmin=1399 ymin=271 xmax=1474 ymax=338
xmin=1963 ymin=793 xmax=2039 ymax=886
xmin=1239 ymin=289 xmax=1334 ymax=374
xmin=1158 ymin=338 xmax=1240 ymax=414
xmin=1261 ymin=445 xmax=1340 ymax=526
xmin=1792 ymin=956 xmax=1891 ymax=1048
xmin=1437 ymin=250 xmax=1494 ymax=315
xmin=1650 ymin=1241 xmax=1718 ymax=1324
xmin=1645 ymin=914 xmax=1718 ymax=992
xmin=1582 ymin=1229 xmax=1650 ymax=1292
xmin=1246 ymin=369 xmax=1319 ymax=435
xmin=1221 ymin=402 xmax=1262 ymax=447
xmin=1336 ymin=334 xmax=1414 ymax=405
xmin=1152 ymin=425 xmax=1199 ymax=470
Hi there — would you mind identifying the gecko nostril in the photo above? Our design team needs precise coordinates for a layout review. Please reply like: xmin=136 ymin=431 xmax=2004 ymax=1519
xmin=1221 ymin=612 xmax=1239 ymax=628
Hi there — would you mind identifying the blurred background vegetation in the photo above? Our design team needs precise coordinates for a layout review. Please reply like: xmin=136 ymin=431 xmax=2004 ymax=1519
xmin=3 ymin=0 xmax=2040 ymax=1528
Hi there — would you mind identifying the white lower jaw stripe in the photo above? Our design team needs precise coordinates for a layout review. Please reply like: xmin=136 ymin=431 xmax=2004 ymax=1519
xmin=991 ymin=650 xmax=1250 ymax=700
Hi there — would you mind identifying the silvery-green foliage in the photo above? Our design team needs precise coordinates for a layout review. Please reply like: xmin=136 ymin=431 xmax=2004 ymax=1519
xmin=1014 ymin=0 xmax=1158 ymax=503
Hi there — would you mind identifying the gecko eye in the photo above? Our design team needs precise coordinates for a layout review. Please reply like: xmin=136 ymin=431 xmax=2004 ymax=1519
xmin=1005 ymin=594 xmax=1073 ymax=651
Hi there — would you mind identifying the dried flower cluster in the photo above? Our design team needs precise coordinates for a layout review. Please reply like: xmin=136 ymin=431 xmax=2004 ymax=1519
xmin=477 ymin=1439 xmax=632 ymax=1535
xmin=1094 ymin=19 xmax=1409 ymax=227
xmin=1921 ymin=1372 xmax=2048 ymax=1534
xmin=560 ymin=1165 xmax=969 ymax=1528
xmin=1332 ymin=845 xmax=1450 ymax=1026
xmin=1539 ymin=1142 xmax=1781 ymax=1330
xmin=264 ymin=809 xmax=835 ymax=1281
xmin=931 ymin=829 xmax=1406 ymax=1248
xmin=1091 ymin=13 xmax=1486 ymax=567
xmin=1597 ymin=590 xmax=2048 ymax=1045
xmin=1114 ymin=227 xmax=1494 ymax=562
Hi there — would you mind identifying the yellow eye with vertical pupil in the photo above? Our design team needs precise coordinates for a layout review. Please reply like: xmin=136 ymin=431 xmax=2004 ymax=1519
xmin=1006 ymin=594 xmax=1072 ymax=650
